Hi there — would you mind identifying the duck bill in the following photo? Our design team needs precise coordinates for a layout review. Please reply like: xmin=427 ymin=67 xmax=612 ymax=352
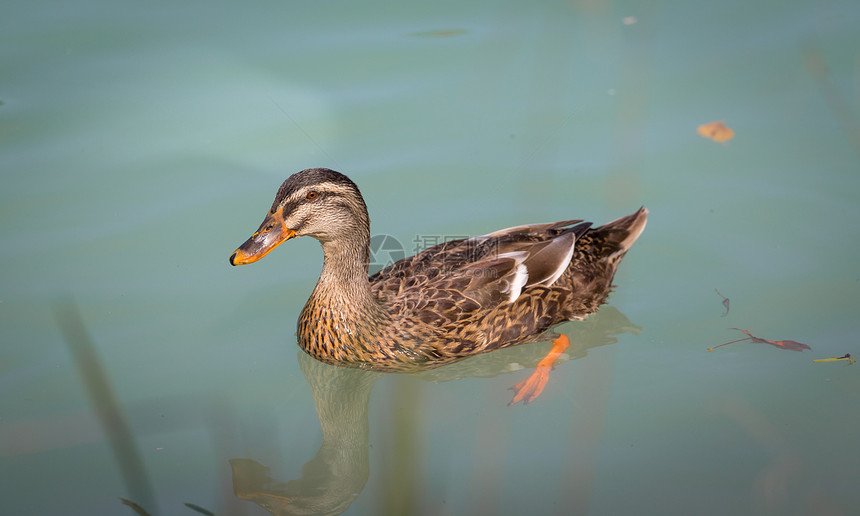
xmin=229 ymin=216 xmax=296 ymax=266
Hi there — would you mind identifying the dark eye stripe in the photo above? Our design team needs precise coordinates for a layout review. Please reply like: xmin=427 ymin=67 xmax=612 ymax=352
xmin=279 ymin=189 xmax=336 ymax=215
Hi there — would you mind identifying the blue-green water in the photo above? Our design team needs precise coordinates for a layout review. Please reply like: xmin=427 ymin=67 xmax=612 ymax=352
xmin=2 ymin=1 xmax=859 ymax=514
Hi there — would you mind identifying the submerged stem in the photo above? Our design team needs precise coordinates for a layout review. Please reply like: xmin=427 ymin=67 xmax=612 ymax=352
xmin=707 ymin=337 xmax=751 ymax=352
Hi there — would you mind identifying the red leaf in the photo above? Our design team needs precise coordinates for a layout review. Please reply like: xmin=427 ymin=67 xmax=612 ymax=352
xmin=771 ymin=339 xmax=812 ymax=352
xmin=710 ymin=328 xmax=811 ymax=352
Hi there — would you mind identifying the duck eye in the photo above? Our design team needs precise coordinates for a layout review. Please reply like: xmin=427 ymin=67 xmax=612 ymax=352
xmin=306 ymin=191 xmax=318 ymax=200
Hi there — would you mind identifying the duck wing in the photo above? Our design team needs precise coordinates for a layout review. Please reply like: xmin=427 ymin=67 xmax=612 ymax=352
xmin=370 ymin=220 xmax=592 ymax=313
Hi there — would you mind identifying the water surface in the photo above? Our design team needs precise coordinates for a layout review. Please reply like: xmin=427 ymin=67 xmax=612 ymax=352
xmin=2 ymin=0 xmax=859 ymax=515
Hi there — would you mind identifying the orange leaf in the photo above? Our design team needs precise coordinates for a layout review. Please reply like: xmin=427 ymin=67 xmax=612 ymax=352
xmin=697 ymin=120 xmax=734 ymax=143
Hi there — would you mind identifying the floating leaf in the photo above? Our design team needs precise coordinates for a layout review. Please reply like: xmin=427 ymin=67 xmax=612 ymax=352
xmin=697 ymin=120 xmax=734 ymax=143
xmin=714 ymin=288 xmax=730 ymax=317
xmin=185 ymin=502 xmax=216 ymax=515
xmin=409 ymin=29 xmax=467 ymax=38
xmin=708 ymin=328 xmax=811 ymax=352
xmin=813 ymin=353 xmax=855 ymax=365
xmin=120 ymin=498 xmax=152 ymax=516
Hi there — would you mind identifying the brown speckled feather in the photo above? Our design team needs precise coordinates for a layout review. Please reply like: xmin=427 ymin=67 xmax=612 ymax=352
xmin=346 ymin=210 xmax=646 ymax=370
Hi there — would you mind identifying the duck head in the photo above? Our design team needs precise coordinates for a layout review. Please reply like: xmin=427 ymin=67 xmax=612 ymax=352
xmin=229 ymin=168 xmax=370 ymax=265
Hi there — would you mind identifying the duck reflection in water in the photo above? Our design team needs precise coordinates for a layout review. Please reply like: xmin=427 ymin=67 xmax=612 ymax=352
xmin=229 ymin=305 xmax=642 ymax=516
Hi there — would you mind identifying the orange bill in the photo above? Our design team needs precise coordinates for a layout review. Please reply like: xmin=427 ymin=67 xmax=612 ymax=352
xmin=230 ymin=210 xmax=296 ymax=265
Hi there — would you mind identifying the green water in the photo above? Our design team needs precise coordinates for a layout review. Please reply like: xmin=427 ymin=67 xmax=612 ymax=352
xmin=2 ymin=0 xmax=859 ymax=514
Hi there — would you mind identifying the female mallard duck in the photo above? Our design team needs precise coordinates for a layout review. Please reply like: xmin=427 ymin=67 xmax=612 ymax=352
xmin=230 ymin=168 xmax=647 ymax=404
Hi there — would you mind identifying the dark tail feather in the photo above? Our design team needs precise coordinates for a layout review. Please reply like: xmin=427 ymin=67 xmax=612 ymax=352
xmin=594 ymin=207 xmax=648 ymax=260
xmin=567 ymin=221 xmax=593 ymax=239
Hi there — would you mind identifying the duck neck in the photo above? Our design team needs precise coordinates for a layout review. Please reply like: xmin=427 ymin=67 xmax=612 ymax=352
xmin=298 ymin=227 xmax=394 ymax=363
xmin=310 ymin=237 xmax=387 ymax=325
xmin=319 ymin=238 xmax=368 ymax=287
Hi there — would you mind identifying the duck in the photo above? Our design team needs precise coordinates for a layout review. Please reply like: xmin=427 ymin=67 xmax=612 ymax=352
xmin=230 ymin=168 xmax=647 ymax=404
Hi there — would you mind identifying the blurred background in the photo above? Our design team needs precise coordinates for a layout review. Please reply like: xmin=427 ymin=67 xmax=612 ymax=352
xmin=1 ymin=0 xmax=859 ymax=514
